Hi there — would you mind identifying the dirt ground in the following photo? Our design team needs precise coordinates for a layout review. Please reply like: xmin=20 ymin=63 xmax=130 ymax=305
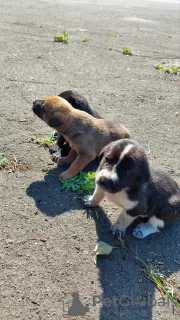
xmin=0 ymin=0 xmax=180 ymax=319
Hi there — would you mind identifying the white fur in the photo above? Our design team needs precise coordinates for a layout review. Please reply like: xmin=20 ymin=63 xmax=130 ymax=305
xmin=119 ymin=144 xmax=134 ymax=161
xmin=96 ymin=168 xmax=118 ymax=182
xmin=148 ymin=216 xmax=165 ymax=229
xmin=106 ymin=189 xmax=138 ymax=211
xmin=133 ymin=223 xmax=159 ymax=239
xmin=133 ymin=216 xmax=164 ymax=239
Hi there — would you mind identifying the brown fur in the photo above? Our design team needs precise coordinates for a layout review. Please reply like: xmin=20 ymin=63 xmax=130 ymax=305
xmin=32 ymin=96 xmax=131 ymax=179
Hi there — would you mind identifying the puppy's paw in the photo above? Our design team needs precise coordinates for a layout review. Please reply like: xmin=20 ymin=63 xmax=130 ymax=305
xmin=111 ymin=223 xmax=126 ymax=238
xmin=59 ymin=171 xmax=73 ymax=180
xmin=57 ymin=157 xmax=66 ymax=166
xmin=51 ymin=154 xmax=60 ymax=163
xmin=133 ymin=223 xmax=159 ymax=239
xmin=81 ymin=196 xmax=98 ymax=207
xmin=133 ymin=226 xmax=145 ymax=239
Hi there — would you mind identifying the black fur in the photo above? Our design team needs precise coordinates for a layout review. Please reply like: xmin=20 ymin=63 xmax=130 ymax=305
xmin=97 ymin=139 xmax=180 ymax=224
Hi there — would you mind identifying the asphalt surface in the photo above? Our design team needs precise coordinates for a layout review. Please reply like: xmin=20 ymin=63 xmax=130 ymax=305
xmin=0 ymin=0 xmax=180 ymax=319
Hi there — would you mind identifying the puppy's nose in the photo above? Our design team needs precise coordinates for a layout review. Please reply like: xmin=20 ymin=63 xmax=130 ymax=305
xmin=98 ymin=177 xmax=109 ymax=187
xmin=32 ymin=100 xmax=44 ymax=117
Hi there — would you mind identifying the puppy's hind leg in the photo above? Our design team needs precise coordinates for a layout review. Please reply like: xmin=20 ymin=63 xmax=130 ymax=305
xmin=82 ymin=185 xmax=105 ymax=207
xmin=133 ymin=216 xmax=164 ymax=239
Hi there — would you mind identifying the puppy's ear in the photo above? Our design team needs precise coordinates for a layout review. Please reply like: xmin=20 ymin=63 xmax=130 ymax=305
xmin=99 ymin=146 xmax=107 ymax=161
xmin=139 ymin=157 xmax=150 ymax=183
xmin=48 ymin=116 xmax=64 ymax=128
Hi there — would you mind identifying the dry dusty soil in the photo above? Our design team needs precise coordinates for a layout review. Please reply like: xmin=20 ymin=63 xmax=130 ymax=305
xmin=0 ymin=0 xmax=180 ymax=319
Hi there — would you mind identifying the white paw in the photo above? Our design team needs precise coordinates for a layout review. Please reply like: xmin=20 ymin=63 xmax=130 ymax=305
xmin=133 ymin=225 xmax=145 ymax=239
xmin=111 ymin=223 xmax=126 ymax=238
xmin=82 ymin=196 xmax=97 ymax=207
xmin=133 ymin=223 xmax=159 ymax=239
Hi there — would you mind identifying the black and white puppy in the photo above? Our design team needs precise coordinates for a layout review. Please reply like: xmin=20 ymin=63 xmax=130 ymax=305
xmin=83 ymin=139 xmax=180 ymax=239
xmin=50 ymin=90 xmax=100 ymax=158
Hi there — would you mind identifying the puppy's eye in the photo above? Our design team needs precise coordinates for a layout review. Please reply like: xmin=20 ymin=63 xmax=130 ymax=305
xmin=50 ymin=111 xmax=55 ymax=116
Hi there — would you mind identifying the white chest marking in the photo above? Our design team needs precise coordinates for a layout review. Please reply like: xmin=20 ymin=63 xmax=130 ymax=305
xmin=105 ymin=189 xmax=138 ymax=211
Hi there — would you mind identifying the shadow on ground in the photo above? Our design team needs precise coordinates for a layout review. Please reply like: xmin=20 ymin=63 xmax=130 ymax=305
xmin=27 ymin=167 xmax=180 ymax=319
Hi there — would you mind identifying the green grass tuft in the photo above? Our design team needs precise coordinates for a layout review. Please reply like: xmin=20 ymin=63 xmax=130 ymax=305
xmin=0 ymin=156 xmax=6 ymax=169
xmin=112 ymin=33 xmax=122 ymax=38
xmin=154 ymin=63 xmax=180 ymax=74
xmin=106 ymin=46 xmax=113 ymax=50
xmin=82 ymin=36 xmax=91 ymax=42
xmin=33 ymin=133 xmax=56 ymax=147
xmin=122 ymin=47 xmax=132 ymax=55
xmin=61 ymin=171 xmax=95 ymax=194
xmin=53 ymin=31 xmax=69 ymax=43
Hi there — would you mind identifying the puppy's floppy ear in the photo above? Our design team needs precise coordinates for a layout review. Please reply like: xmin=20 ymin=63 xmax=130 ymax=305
xmin=139 ymin=156 xmax=150 ymax=183
xmin=48 ymin=116 xmax=64 ymax=128
xmin=99 ymin=146 xmax=107 ymax=161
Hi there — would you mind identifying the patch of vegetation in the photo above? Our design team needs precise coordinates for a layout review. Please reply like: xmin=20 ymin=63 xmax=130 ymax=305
xmin=159 ymin=33 xmax=172 ymax=38
xmin=112 ymin=33 xmax=122 ymax=38
xmin=0 ymin=155 xmax=28 ymax=172
xmin=136 ymin=25 xmax=141 ymax=31
xmin=154 ymin=63 xmax=180 ymax=74
xmin=39 ymin=24 xmax=43 ymax=28
xmin=0 ymin=156 xmax=6 ymax=169
xmin=106 ymin=46 xmax=113 ymax=50
xmin=33 ymin=134 xmax=56 ymax=147
xmin=61 ymin=171 xmax=95 ymax=194
xmin=53 ymin=31 xmax=69 ymax=43
xmin=135 ymin=252 xmax=180 ymax=308
xmin=122 ymin=47 xmax=132 ymax=55
xmin=135 ymin=35 xmax=141 ymax=39
xmin=14 ymin=21 xmax=20 ymax=25
xmin=82 ymin=36 xmax=91 ymax=42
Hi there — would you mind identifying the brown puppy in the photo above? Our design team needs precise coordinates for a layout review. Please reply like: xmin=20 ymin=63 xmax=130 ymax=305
xmin=32 ymin=96 xmax=130 ymax=179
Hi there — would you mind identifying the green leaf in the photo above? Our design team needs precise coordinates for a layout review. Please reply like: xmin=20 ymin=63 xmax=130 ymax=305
xmin=94 ymin=241 xmax=118 ymax=264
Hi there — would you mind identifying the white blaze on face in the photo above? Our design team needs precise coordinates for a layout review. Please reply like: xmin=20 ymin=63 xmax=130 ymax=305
xmin=119 ymin=144 xmax=134 ymax=162
xmin=96 ymin=168 xmax=118 ymax=183
xmin=96 ymin=143 xmax=134 ymax=183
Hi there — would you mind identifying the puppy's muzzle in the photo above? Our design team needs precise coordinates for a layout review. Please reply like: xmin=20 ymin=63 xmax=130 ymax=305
xmin=32 ymin=100 xmax=44 ymax=118
xmin=97 ymin=176 xmax=116 ymax=192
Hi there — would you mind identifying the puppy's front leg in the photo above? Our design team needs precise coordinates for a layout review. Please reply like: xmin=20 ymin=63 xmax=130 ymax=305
xmin=82 ymin=185 xmax=105 ymax=207
xmin=111 ymin=210 xmax=136 ymax=238
xmin=59 ymin=154 xmax=95 ymax=179
xmin=57 ymin=149 xmax=77 ymax=166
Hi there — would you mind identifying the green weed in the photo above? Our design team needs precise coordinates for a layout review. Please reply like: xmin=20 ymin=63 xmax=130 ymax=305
xmin=112 ymin=33 xmax=122 ymax=38
xmin=54 ymin=31 xmax=69 ymax=43
xmin=0 ymin=156 xmax=6 ymax=169
xmin=33 ymin=134 xmax=56 ymax=147
xmin=134 ymin=251 xmax=180 ymax=308
xmin=122 ymin=47 xmax=132 ymax=55
xmin=154 ymin=63 xmax=180 ymax=74
xmin=61 ymin=171 xmax=95 ymax=195
xmin=82 ymin=36 xmax=91 ymax=42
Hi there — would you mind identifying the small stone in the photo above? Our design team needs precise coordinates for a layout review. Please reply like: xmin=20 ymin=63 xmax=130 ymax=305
xmin=6 ymin=239 xmax=14 ymax=244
